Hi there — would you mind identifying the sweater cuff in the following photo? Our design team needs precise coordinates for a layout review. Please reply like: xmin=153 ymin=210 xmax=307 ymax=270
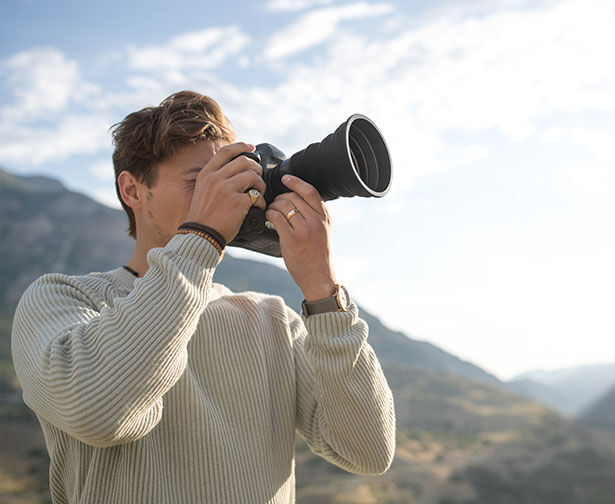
xmin=147 ymin=232 xmax=221 ymax=286
xmin=166 ymin=232 xmax=221 ymax=263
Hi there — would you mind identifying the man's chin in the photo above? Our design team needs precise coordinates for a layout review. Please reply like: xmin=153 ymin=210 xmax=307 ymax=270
xmin=161 ymin=234 xmax=175 ymax=247
xmin=149 ymin=231 xmax=175 ymax=250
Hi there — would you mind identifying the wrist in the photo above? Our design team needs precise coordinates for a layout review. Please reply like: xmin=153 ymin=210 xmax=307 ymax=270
xmin=302 ymin=284 xmax=351 ymax=316
xmin=302 ymin=280 xmax=337 ymax=303
xmin=177 ymin=222 xmax=226 ymax=256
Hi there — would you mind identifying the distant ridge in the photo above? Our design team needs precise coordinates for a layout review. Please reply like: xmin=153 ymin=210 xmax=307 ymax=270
xmin=581 ymin=384 xmax=615 ymax=430
xmin=0 ymin=167 xmax=134 ymax=310
xmin=0 ymin=168 xmax=65 ymax=193
xmin=507 ymin=363 xmax=615 ymax=417
xmin=216 ymin=251 xmax=501 ymax=386
xmin=0 ymin=166 xmax=501 ymax=386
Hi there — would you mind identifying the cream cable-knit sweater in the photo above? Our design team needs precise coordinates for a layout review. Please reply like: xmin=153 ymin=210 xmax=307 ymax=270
xmin=12 ymin=233 xmax=396 ymax=503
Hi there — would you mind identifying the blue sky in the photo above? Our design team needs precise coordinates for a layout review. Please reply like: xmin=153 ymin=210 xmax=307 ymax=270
xmin=1 ymin=0 xmax=614 ymax=379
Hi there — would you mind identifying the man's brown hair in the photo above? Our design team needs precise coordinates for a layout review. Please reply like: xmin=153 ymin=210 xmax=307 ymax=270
xmin=111 ymin=90 xmax=236 ymax=238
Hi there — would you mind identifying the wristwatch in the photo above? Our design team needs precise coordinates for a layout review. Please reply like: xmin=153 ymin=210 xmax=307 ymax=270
xmin=301 ymin=284 xmax=351 ymax=316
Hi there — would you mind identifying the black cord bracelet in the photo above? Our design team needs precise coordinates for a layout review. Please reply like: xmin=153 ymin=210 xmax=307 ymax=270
xmin=178 ymin=222 xmax=227 ymax=250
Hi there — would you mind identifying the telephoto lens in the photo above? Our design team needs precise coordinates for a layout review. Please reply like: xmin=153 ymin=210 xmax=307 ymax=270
xmin=229 ymin=114 xmax=392 ymax=257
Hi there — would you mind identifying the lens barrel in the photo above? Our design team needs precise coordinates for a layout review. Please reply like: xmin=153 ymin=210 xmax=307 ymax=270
xmin=229 ymin=114 xmax=392 ymax=256
xmin=262 ymin=114 xmax=392 ymax=204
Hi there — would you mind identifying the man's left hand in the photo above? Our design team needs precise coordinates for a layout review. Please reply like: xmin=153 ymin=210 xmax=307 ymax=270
xmin=265 ymin=175 xmax=337 ymax=302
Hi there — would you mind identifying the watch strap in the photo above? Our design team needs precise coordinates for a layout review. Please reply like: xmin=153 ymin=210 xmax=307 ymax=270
xmin=301 ymin=284 xmax=349 ymax=316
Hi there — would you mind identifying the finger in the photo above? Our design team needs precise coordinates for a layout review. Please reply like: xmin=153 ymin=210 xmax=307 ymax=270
xmin=204 ymin=142 xmax=258 ymax=174
xmin=267 ymin=199 xmax=307 ymax=224
xmin=266 ymin=208 xmax=293 ymax=237
xmin=217 ymin=153 xmax=263 ymax=179
xmin=229 ymin=170 xmax=266 ymax=195
xmin=281 ymin=175 xmax=325 ymax=214
xmin=246 ymin=189 xmax=267 ymax=210
xmin=271 ymin=191 xmax=320 ymax=222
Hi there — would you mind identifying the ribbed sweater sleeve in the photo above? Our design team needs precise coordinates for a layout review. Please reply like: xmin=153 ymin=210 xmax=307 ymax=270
xmin=291 ymin=303 xmax=396 ymax=475
xmin=11 ymin=233 xmax=220 ymax=448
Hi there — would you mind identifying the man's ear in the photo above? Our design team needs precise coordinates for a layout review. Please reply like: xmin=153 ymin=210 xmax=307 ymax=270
xmin=117 ymin=171 xmax=143 ymax=210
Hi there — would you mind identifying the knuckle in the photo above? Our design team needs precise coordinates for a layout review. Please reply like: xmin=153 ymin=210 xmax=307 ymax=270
xmin=306 ymin=185 xmax=318 ymax=197
xmin=233 ymin=193 xmax=247 ymax=207
xmin=250 ymin=160 xmax=263 ymax=175
xmin=208 ymin=169 xmax=222 ymax=182
xmin=226 ymin=142 xmax=241 ymax=149
xmin=250 ymin=170 xmax=263 ymax=182
xmin=287 ymin=193 xmax=300 ymax=205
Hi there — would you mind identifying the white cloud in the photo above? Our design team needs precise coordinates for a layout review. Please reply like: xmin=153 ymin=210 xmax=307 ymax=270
xmin=0 ymin=115 xmax=111 ymax=165
xmin=332 ymin=253 xmax=371 ymax=287
xmin=545 ymin=127 xmax=615 ymax=165
xmin=88 ymin=160 xmax=115 ymax=181
xmin=566 ymin=163 xmax=614 ymax=196
xmin=232 ymin=0 xmax=615 ymax=192
xmin=127 ymin=27 xmax=249 ymax=72
xmin=264 ymin=2 xmax=394 ymax=59
xmin=266 ymin=0 xmax=333 ymax=11
xmin=1 ymin=48 xmax=100 ymax=123
xmin=3 ymin=0 xmax=613 ymax=189
xmin=544 ymin=126 xmax=615 ymax=195
xmin=91 ymin=186 xmax=122 ymax=209
xmin=0 ymin=48 xmax=110 ymax=166
xmin=1 ymin=0 xmax=613 ymax=379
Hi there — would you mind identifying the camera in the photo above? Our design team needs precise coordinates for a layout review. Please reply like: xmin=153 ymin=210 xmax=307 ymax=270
xmin=229 ymin=114 xmax=392 ymax=257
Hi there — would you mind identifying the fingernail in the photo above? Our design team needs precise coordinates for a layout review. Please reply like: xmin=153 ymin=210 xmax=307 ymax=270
xmin=282 ymin=175 xmax=292 ymax=183
xmin=265 ymin=220 xmax=276 ymax=230
xmin=246 ymin=143 xmax=255 ymax=151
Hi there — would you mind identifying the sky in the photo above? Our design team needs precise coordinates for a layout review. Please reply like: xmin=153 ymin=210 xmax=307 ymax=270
xmin=1 ymin=0 xmax=614 ymax=379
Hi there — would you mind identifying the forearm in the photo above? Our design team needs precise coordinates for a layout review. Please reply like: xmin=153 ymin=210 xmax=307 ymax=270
xmin=294 ymin=304 xmax=396 ymax=475
xmin=12 ymin=233 xmax=219 ymax=447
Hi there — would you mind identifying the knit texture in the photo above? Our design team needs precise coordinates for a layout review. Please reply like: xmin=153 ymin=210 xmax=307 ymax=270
xmin=11 ymin=233 xmax=396 ymax=503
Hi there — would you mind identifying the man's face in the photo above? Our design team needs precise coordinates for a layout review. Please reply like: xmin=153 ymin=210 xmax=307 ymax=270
xmin=141 ymin=138 xmax=227 ymax=247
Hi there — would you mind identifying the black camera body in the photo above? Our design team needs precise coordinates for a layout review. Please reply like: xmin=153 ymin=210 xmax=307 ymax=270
xmin=229 ymin=114 xmax=392 ymax=257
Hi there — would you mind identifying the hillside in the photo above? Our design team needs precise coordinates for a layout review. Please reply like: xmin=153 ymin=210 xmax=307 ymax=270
xmin=0 ymin=167 xmax=501 ymax=386
xmin=508 ymin=364 xmax=615 ymax=417
xmin=216 ymin=253 xmax=501 ymax=387
xmin=0 ymin=168 xmax=134 ymax=310
xmin=581 ymin=385 xmax=615 ymax=431
xmin=1 ymin=167 xmax=615 ymax=503
xmin=295 ymin=365 xmax=615 ymax=503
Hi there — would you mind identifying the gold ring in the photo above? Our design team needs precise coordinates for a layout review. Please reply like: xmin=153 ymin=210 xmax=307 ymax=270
xmin=248 ymin=188 xmax=260 ymax=206
xmin=285 ymin=208 xmax=298 ymax=221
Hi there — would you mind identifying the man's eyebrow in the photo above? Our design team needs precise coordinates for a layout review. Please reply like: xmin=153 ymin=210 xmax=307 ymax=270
xmin=184 ymin=166 xmax=203 ymax=176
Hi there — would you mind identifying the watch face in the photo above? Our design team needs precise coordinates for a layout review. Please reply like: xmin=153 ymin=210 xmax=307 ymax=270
xmin=337 ymin=285 xmax=350 ymax=311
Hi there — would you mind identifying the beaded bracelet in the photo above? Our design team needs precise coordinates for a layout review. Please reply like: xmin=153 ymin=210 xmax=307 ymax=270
xmin=176 ymin=228 xmax=224 ymax=256
xmin=178 ymin=222 xmax=227 ymax=249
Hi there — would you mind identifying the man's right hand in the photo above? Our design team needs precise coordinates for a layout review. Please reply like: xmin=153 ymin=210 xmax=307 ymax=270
xmin=185 ymin=142 xmax=266 ymax=243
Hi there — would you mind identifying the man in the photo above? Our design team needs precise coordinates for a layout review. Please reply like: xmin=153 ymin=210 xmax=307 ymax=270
xmin=12 ymin=91 xmax=395 ymax=503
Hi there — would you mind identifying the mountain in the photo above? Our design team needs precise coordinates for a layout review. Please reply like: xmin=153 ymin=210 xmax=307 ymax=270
xmin=507 ymin=363 xmax=615 ymax=417
xmin=580 ymin=385 xmax=615 ymax=431
xmin=0 ymin=166 xmax=500 ymax=386
xmin=1 ymin=167 xmax=615 ymax=503
xmin=0 ymin=168 xmax=134 ymax=311
xmin=216 ymin=250 xmax=501 ymax=387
